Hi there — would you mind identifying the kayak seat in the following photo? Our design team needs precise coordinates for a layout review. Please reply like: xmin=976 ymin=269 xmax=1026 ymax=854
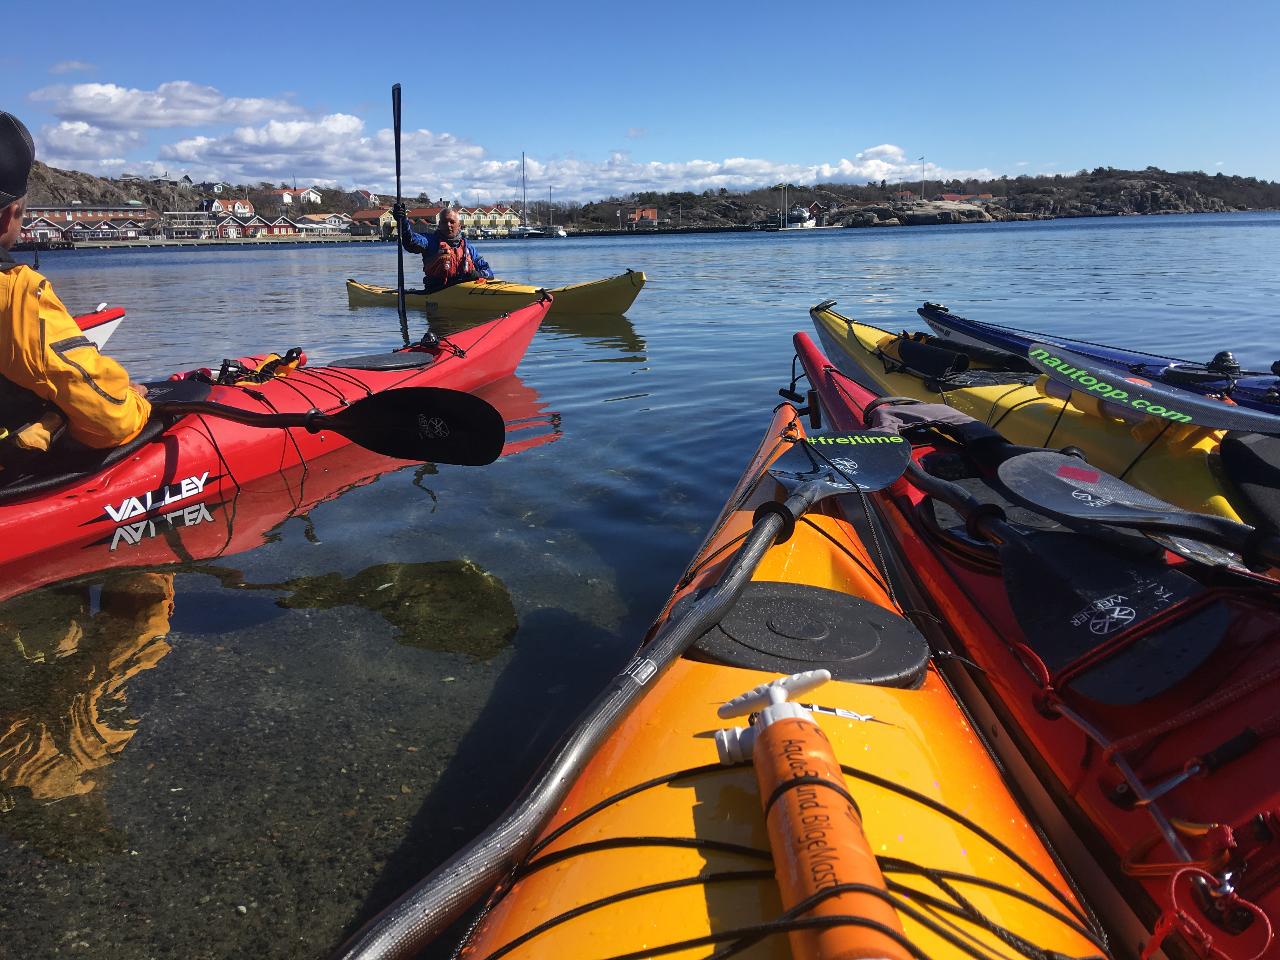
xmin=1220 ymin=431 xmax=1280 ymax=535
xmin=327 ymin=351 xmax=437 ymax=371
xmin=690 ymin=582 xmax=930 ymax=688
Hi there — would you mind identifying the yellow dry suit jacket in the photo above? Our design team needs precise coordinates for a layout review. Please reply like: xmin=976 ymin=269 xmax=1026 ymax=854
xmin=0 ymin=256 xmax=150 ymax=449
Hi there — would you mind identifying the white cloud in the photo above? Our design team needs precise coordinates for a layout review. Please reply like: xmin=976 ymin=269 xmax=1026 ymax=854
xmin=50 ymin=60 xmax=95 ymax=75
xmin=1215 ymin=161 xmax=1225 ymax=167
xmin=28 ymin=78 xmax=993 ymax=199
xmin=158 ymin=114 xmax=489 ymax=191
xmin=30 ymin=80 xmax=300 ymax=129
xmin=38 ymin=121 xmax=145 ymax=173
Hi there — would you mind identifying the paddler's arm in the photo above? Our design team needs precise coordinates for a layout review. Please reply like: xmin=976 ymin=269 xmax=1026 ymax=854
xmin=12 ymin=272 xmax=151 ymax=448
xmin=394 ymin=205 xmax=429 ymax=254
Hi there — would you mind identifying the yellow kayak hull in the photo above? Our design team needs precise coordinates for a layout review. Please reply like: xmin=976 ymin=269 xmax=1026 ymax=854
xmin=456 ymin=406 xmax=1102 ymax=960
xmin=812 ymin=302 xmax=1244 ymax=522
xmin=345 ymin=269 xmax=646 ymax=316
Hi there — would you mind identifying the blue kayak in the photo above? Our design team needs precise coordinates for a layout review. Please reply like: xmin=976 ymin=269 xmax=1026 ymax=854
xmin=918 ymin=302 xmax=1280 ymax=413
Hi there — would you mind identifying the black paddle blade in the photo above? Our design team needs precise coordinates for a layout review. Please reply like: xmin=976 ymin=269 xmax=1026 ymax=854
xmin=1027 ymin=342 xmax=1280 ymax=434
xmin=318 ymin=388 xmax=505 ymax=465
xmin=997 ymin=450 xmax=1255 ymax=551
xmin=770 ymin=430 xmax=913 ymax=494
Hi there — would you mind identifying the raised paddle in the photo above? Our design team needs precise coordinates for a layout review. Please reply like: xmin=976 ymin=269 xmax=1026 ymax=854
xmin=331 ymin=425 xmax=912 ymax=960
xmin=392 ymin=83 xmax=410 ymax=347
xmin=149 ymin=387 xmax=506 ymax=466
xmin=1026 ymin=341 xmax=1280 ymax=435
xmin=997 ymin=449 xmax=1280 ymax=569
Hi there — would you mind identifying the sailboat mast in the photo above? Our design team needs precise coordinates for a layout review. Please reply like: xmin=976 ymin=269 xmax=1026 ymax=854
xmin=521 ymin=151 xmax=527 ymax=226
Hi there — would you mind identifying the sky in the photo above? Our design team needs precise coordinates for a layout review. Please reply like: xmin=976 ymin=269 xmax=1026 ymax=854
xmin=6 ymin=0 xmax=1279 ymax=204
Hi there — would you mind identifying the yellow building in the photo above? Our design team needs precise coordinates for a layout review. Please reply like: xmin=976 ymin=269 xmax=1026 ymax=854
xmin=455 ymin=205 xmax=523 ymax=237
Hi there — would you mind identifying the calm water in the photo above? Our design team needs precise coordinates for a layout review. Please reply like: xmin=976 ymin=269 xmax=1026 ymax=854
xmin=3 ymin=213 xmax=1277 ymax=958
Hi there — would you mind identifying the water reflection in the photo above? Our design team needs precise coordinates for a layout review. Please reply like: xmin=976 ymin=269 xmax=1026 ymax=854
xmin=0 ymin=572 xmax=173 ymax=859
xmin=201 ymin=559 xmax=518 ymax=659
xmin=540 ymin=312 xmax=646 ymax=361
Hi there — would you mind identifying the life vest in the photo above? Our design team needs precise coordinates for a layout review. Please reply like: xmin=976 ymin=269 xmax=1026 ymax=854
xmin=426 ymin=237 xmax=478 ymax=286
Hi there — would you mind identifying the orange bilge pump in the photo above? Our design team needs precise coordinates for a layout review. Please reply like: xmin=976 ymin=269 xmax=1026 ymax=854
xmin=716 ymin=670 xmax=911 ymax=960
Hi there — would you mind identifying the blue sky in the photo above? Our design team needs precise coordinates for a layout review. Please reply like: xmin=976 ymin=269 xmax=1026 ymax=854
xmin=7 ymin=0 xmax=1278 ymax=202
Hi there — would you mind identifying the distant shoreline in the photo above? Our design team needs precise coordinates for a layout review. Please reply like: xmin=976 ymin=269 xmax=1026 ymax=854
xmin=15 ymin=207 xmax=1274 ymax=254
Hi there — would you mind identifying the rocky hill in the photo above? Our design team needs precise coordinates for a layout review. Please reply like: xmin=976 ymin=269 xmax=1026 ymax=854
xmin=25 ymin=162 xmax=370 ymax=218
xmin=556 ymin=167 xmax=1280 ymax=230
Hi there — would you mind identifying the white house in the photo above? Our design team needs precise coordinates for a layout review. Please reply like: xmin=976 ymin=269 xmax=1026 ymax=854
xmin=209 ymin=197 xmax=255 ymax=217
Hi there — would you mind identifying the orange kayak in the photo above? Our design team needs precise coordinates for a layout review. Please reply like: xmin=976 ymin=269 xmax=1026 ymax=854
xmin=337 ymin=403 xmax=1107 ymax=960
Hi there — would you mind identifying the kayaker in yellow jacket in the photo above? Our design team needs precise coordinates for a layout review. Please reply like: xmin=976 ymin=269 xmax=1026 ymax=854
xmin=0 ymin=111 xmax=150 ymax=463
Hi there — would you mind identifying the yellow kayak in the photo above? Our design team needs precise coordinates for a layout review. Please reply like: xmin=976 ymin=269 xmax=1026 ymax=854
xmin=812 ymin=300 xmax=1249 ymax=522
xmin=345 ymin=269 xmax=646 ymax=316
xmin=337 ymin=404 xmax=1107 ymax=960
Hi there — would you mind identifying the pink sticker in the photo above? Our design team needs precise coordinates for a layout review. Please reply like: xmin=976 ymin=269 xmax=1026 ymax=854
xmin=1057 ymin=464 xmax=1100 ymax=483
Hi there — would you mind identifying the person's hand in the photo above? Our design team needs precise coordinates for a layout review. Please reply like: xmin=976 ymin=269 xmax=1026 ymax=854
xmin=130 ymin=382 xmax=149 ymax=398
xmin=391 ymin=201 xmax=407 ymax=219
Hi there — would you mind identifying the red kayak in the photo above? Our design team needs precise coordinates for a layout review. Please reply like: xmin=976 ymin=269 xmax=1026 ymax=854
xmin=0 ymin=300 xmax=547 ymax=578
xmin=75 ymin=305 xmax=125 ymax=348
xmin=0 ymin=372 xmax=558 ymax=605
xmin=794 ymin=330 xmax=1280 ymax=959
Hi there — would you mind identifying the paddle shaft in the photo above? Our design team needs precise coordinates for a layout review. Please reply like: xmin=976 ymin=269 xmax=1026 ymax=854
xmin=392 ymin=83 xmax=409 ymax=347
xmin=152 ymin=398 xmax=330 ymax=433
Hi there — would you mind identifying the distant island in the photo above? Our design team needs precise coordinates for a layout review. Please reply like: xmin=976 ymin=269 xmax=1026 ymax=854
xmin=21 ymin=161 xmax=1280 ymax=246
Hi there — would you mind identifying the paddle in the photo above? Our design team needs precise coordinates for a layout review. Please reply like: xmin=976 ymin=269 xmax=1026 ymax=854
xmin=392 ymin=83 xmax=410 ymax=347
xmin=150 ymin=387 xmax=506 ymax=466
xmin=331 ymin=422 xmax=912 ymax=960
xmin=1026 ymin=341 xmax=1280 ymax=435
xmin=997 ymin=449 xmax=1280 ymax=569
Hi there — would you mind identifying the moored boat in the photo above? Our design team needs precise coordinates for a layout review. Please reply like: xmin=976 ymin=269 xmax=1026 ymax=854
xmin=345 ymin=269 xmax=646 ymax=316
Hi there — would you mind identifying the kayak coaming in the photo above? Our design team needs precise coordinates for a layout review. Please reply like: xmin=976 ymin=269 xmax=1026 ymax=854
xmin=811 ymin=302 xmax=1243 ymax=522
xmin=456 ymin=405 xmax=1100 ymax=960
xmin=345 ymin=269 xmax=646 ymax=316
xmin=796 ymin=330 xmax=1280 ymax=959
xmin=0 ymin=301 xmax=546 ymax=572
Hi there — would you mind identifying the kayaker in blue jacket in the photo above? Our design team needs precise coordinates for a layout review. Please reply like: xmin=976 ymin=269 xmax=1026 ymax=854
xmin=393 ymin=204 xmax=493 ymax=293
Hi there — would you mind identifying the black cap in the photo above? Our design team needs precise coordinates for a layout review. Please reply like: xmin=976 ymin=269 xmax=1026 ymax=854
xmin=0 ymin=112 xmax=35 ymax=207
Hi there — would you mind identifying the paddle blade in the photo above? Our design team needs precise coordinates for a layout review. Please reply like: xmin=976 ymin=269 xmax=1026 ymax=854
xmin=999 ymin=450 xmax=1178 ymax=521
xmin=770 ymin=430 xmax=913 ymax=495
xmin=321 ymin=388 xmax=505 ymax=465
xmin=1027 ymin=342 xmax=1280 ymax=434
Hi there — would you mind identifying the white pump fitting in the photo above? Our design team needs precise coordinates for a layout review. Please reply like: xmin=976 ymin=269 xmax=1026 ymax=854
xmin=714 ymin=669 xmax=832 ymax=765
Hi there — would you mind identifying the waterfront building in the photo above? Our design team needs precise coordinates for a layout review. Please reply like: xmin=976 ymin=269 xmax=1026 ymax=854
xmin=164 ymin=210 xmax=218 ymax=239
xmin=352 ymin=208 xmax=394 ymax=237
xmin=27 ymin=202 xmax=156 ymax=223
